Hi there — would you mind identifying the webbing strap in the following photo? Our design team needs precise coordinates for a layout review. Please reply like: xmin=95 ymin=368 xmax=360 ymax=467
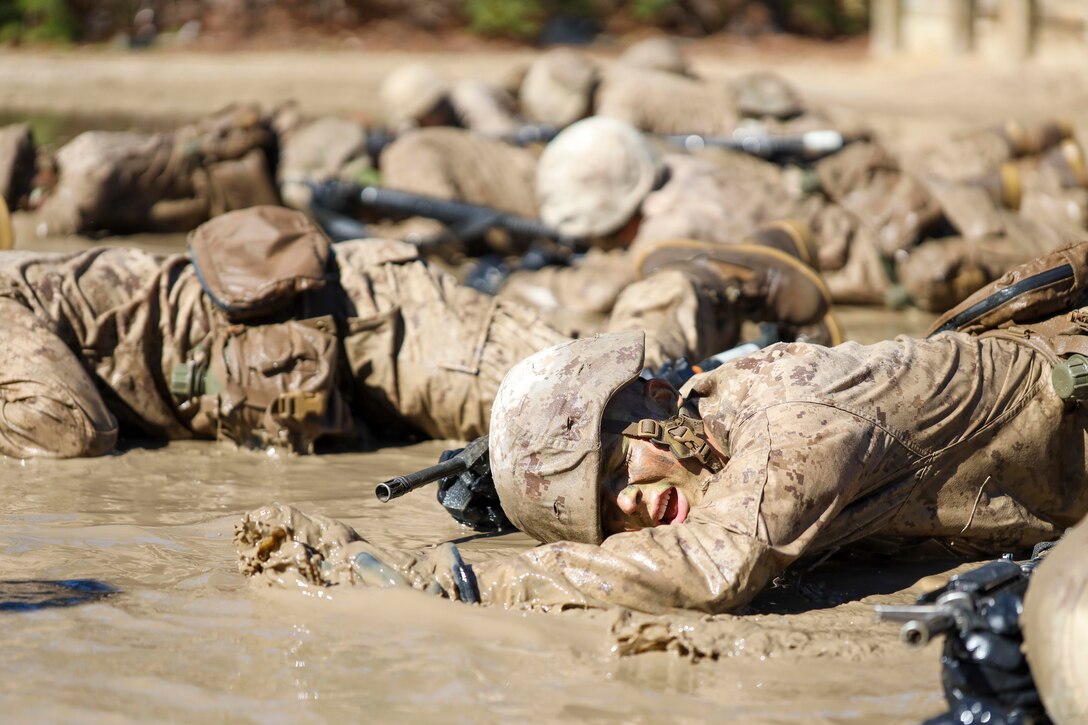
xmin=618 ymin=414 xmax=723 ymax=473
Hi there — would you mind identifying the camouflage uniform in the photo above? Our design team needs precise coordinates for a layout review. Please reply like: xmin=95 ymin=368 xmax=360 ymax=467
xmin=380 ymin=64 xmax=522 ymax=136
xmin=0 ymin=205 xmax=822 ymax=458
xmin=0 ymin=210 xmax=552 ymax=456
xmin=239 ymin=244 xmax=1088 ymax=614
xmin=276 ymin=115 xmax=373 ymax=211
xmin=502 ymin=152 xmax=854 ymax=316
xmin=617 ymin=36 xmax=693 ymax=77
xmin=447 ymin=80 xmax=524 ymax=137
xmin=813 ymin=127 xmax=1088 ymax=310
xmin=380 ymin=128 xmax=539 ymax=218
xmin=31 ymin=105 xmax=280 ymax=236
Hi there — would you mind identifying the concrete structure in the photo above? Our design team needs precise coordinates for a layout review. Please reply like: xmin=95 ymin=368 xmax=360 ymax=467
xmin=872 ymin=0 xmax=1087 ymax=60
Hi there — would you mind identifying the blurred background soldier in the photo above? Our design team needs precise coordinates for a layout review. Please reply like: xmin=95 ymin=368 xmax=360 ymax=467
xmin=0 ymin=204 xmax=833 ymax=458
xmin=27 ymin=104 xmax=279 ymax=237
xmin=518 ymin=46 xmax=827 ymax=138
xmin=499 ymin=115 xmax=849 ymax=339
xmin=276 ymin=109 xmax=375 ymax=212
xmin=380 ymin=127 xmax=540 ymax=219
xmin=815 ymin=119 xmax=1088 ymax=310
xmin=379 ymin=63 xmax=523 ymax=137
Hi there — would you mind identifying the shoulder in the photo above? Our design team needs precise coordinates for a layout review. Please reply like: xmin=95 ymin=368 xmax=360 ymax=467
xmin=689 ymin=336 xmax=969 ymax=416
xmin=333 ymin=238 xmax=420 ymax=270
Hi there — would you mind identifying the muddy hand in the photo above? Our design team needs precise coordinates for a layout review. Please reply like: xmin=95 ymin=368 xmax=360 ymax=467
xmin=350 ymin=543 xmax=480 ymax=604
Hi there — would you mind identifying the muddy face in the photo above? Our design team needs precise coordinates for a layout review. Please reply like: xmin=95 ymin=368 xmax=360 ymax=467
xmin=600 ymin=437 xmax=705 ymax=534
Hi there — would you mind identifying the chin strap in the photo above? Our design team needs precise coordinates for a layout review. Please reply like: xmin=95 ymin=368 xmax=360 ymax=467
xmin=618 ymin=414 xmax=724 ymax=473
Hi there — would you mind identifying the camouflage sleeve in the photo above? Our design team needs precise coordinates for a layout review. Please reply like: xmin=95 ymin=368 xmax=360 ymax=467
xmin=470 ymin=524 xmax=775 ymax=614
xmin=471 ymin=405 xmax=882 ymax=614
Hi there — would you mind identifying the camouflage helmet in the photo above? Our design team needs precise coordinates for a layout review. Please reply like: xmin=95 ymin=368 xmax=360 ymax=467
xmin=618 ymin=36 xmax=691 ymax=76
xmin=380 ymin=64 xmax=451 ymax=131
xmin=537 ymin=117 xmax=663 ymax=239
xmin=731 ymin=71 xmax=803 ymax=120
xmin=519 ymin=48 xmax=598 ymax=128
xmin=489 ymin=331 xmax=646 ymax=545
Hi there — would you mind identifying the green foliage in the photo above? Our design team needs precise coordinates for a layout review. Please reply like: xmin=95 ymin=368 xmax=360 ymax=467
xmin=464 ymin=0 xmax=602 ymax=40
xmin=630 ymin=0 xmax=675 ymax=23
xmin=464 ymin=0 xmax=544 ymax=39
xmin=0 ymin=0 xmax=78 ymax=44
xmin=778 ymin=0 xmax=868 ymax=37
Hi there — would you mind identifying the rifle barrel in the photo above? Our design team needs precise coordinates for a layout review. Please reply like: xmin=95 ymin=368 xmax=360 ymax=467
xmin=375 ymin=457 xmax=468 ymax=502
xmin=900 ymin=613 xmax=956 ymax=647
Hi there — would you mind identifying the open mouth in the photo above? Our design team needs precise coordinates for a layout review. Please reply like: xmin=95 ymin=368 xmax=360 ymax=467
xmin=652 ymin=487 xmax=690 ymax=526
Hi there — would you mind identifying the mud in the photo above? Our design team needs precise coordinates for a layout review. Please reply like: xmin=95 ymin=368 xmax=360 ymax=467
xmin=5 ymin=44 xmax=1082 ymax=722
xmin=0 ymin=439 xmax=951 ymax=722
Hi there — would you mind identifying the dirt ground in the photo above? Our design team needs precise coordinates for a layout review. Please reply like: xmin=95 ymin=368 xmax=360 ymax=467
xmin=2 ymin=43 xmax=1085 ymax=723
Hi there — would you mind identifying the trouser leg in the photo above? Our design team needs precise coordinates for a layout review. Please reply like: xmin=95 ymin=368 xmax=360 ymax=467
xmin=820 ymin=223 xmax=893 ymax=305
xmin=897 ymin=223 xmax=1076 ymax=312
xmin=381 ymin=261 xmax=568 ymax=441
xmin=0 ymin=298 xmax=117 ymax=457
xmin=499 ymin=249 xmax=635 ymax=318
xmin=606 ymin=269 xmax=740 ymax=371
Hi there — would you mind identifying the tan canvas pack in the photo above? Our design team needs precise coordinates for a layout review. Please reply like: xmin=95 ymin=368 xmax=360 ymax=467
xmin=178 ymin=315 xmax=353 ymax=453
xmin=189 ymin=206 xmax=331 ymax=320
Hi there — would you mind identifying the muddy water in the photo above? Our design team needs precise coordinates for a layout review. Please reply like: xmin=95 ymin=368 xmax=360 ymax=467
xmin=1 ymin=160 xmax=943 ymax=720
xmin=0 ymin=439 xmax=951 ymax=723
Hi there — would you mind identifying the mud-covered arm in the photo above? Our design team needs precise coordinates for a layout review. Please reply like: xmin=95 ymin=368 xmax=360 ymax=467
xmin=471 ymin=405 xmax=881 ymax=614
xmin=470 ymin=523 xmax=775 ymax=614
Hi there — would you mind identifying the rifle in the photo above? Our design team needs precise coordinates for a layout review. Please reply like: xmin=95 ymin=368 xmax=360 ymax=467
xmin=874 ymin=543 xmax=1056 ymax=725
xmin=357 ymin=185 xmax=581 ymax=252
xmin=308 ymin=181 xmax=584 ymax=294
xmin=491 ymin=124 xmax=561 ymax=147
xmin=362 ymin=124 xmax=561 ymax=160
xmin=309 ymin=181 xmax=582 ymax=252
xmin=663 ymin=129 xmax=846 ymax=161
xmin=359 ymin=124 xmax=845 ymax=168
xmin=374 ymin=435 xmax=510 ymax=532
xmin=375 ymin=335 xmax=780 ymax=531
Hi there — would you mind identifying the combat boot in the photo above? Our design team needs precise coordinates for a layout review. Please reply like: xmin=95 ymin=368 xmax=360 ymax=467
xmin=967 ymin=162 xmax=1023 ymax=210
xmin=635 ymin=235 xmax=832 ymax=329
xmin=996 ymin=118 xmax=1073 ymax=157
xmin=747 ymin=218 xmax=841 ymax=345
xmin=1041 ymin=139 xmax=1088 ymax=190
xmin=780 ymin=312 xmax=844 ymax=347
xmin=742 ymin=219 xmax=821 ymax=271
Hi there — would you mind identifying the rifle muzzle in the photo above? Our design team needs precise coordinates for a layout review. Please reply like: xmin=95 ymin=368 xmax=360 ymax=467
xmin=375 ymin=456 xmax=469 ymax=502
xmin=900 ymin=613 xmax=955 ymax=648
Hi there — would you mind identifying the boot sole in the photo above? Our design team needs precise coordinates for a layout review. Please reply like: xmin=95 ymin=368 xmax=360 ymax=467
xmin=635 ymin=238 xmax=833 ymax=310
xmin=750 ymin=219 xmax=819 ymax=270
